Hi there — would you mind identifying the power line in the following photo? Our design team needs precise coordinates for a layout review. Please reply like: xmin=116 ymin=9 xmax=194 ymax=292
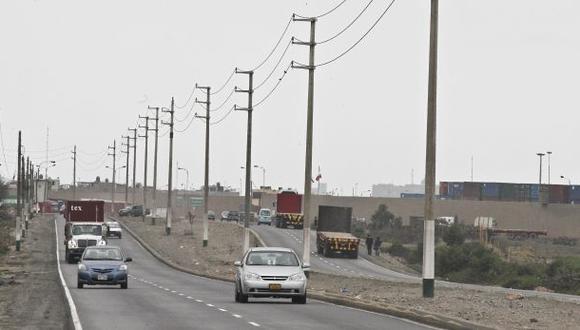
xmin=210 ymin=69 xmax=236 ymax=96
xmin=254 ymin=62 xmax=292 ymax=109
xmin=316 ymin=0 xmax=397 ymax=68
xmin=248 ymin=17 xmax=293 ymax=72
xmin=210 ymin=89 xmax=235 ymax=112
xmin=254 ymin=39 xmax=293 ymax=91
xmin=175 ymin=85 xmax=201 ymax=109
xmin=209 ymin=105 xmax=235 ymax=126
xmin=318 ymin=0 xmax=375 ymax=45
xmin=0 ymin=120 xmax=11 ymax=177
xmin=293 ymin=0 xmax=347 ymax=19
xmin=174 ymin=112 xmax=198 ymax=133
xmin=174 ymin=101 xmax=199 ymax=123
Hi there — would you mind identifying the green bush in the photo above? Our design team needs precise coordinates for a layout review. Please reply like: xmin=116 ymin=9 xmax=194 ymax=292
xmin=544 ymin=257 xmax=580 ymax=295
xmin=386 ymin=241 xmax=410 ymax=259
xmin=442 ymin=223 xmax=465 ymax=246
xmin=436 ymin=243 xmax=505 ymax=284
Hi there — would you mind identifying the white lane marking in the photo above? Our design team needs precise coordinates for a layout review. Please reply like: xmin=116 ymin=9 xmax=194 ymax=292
xmin=218 ymin=308 xmax=227 ymax=312
xmin=178 ymin=293 xmax=185 ymax=296
xmin=186 ymin=296 xmax=193 ymax=299
xmin=171 ymin=290 xmax=177 ymax=293
xmin=206 ymin=303 xmax=214 ymax=307
xmin=249 ymin=322 xmax=261 ymax=327
xmin=196 ymin=299 xmax=203 ymax=303
xmin=164 ymin=288 xmax=170 ymax=291
xmin=54 ymin=219 xmax=83 ymax=330
xmin=232 ymin=314 xmax=242 ymax=318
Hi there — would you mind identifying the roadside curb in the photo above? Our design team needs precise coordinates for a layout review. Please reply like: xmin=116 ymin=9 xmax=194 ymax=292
xmin=114 ymin=217 xmax=495 ymax=330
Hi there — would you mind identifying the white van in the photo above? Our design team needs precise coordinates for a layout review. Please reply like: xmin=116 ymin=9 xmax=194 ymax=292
xmin=257 ymin=208 xmax=272 ymax=225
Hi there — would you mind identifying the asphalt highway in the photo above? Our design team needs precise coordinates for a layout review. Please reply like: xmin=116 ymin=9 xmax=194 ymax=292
xmin=55 ymin=215 xmax=435 ymax=330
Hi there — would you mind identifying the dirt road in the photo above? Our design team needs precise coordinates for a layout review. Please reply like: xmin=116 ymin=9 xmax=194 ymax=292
xmin=0 ymin=214 xmax=72 ymax=329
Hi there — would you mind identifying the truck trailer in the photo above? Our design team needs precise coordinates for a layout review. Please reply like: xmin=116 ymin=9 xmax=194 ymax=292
xmin=316 ymin=206 xmax=360 ymax=259
xmin=274 ymin=191 xmax=304 ymax=229
xmin=64 ymin=200 xmax=107 ymax=263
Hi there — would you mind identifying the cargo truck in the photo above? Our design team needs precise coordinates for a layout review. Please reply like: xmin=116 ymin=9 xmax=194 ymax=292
xmin=64 ymin=200 xmax=107 ymax=263
xmin=273 ymin=191 xmax=304 ymax=229
xmin=316 ymin=206 xmax=360 ymax=259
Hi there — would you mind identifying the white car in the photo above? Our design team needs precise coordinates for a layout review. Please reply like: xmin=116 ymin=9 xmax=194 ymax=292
xmin=106 ymin=221 xmax=123 ymax=239
xmin=234 ymin=247 xmax=309 ymax=304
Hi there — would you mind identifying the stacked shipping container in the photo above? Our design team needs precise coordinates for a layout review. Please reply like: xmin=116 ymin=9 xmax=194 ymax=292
xmin=439 ymin=181 xmax=576 ymax=204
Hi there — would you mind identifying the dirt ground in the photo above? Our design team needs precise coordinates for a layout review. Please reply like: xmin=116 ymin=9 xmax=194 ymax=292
xmin=0 ymin=214 xmax=72 ymax=329
xmin=121 ymin=216 xmax=580 ymax=330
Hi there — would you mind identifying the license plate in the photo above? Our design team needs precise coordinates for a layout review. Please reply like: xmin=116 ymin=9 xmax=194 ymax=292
xmin=269 ymin=283 xmax=281 ymax=291
xmin=97 ymin=274 xmax=108 ymax=281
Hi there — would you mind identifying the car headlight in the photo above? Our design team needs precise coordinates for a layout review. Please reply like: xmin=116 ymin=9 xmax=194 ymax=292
xmin=288 ymin=273 xmax=305 ymax=281
xmin=245 ymin=272 xmax=261 ymax=281
xmin=118 ymin=264 xmax=128 ymax=271
xmin=97 ymin=239 xmax=107 ymax=246
xmin=78 ymin=264 xmax=86 ymax=271
xmin=68 ymin=240 xmax=77 ymax=248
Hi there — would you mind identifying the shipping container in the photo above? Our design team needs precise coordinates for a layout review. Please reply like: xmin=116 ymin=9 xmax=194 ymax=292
xmin=549 ymin=185 xmax=569 ymax=204
xmin=64 ymin=200 xmax=105 ymax=222
xmin=481 ymin=183 xmax=500 ymax=200
xmin=530 ymin=184 xmax=540 ymax=202
xmin=569 ymin=185 xmax=580 ymax=203
xmin=514 ymin=184 xmax=531 ymax=202
xmin=400 ymin=193 xmax=424 ymax=199
xmin=276 ymin=191 xmax=302 ymax=214
xmin=439 ymin=182 xmax=449 ymax=197
xmin=499 ymin=183 xmax=517 ymax=201
xmin=463 ymin=182 xmax=482 ymax=200
xmin=448 ymin=182 xmax=464 ymax=199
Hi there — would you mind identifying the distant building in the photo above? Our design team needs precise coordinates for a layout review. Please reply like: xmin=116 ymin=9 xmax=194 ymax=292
xmin=372 ymin=182 xmax=428 ymax=198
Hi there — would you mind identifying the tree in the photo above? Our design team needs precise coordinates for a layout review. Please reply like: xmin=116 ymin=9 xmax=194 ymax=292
xmin=369 ymin=204 xmax=402 ymax=231
xmin=443 ymin=223 xmax=465 ymax=246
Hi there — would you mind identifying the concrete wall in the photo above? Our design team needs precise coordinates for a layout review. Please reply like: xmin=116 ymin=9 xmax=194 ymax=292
xmin=50 ymin=189 xmax=580 ymax=238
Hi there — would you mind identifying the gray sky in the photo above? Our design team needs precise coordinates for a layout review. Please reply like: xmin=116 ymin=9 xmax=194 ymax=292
xmin=1 ymin=0 xmax=579 ymax=194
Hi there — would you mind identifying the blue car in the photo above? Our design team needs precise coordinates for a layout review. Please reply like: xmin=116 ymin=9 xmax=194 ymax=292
xmin=77 ymin=246 xmax=132 ymax=289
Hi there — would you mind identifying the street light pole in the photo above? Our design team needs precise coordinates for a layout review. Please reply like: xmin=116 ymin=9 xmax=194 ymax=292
xmin=108 ymin=140 xmax=117 ymax=214
xmin=537 ymin=152 xmax=545 ymax=204
xmin=547 ymin=151 xmax=552 ymax=185
xmin=254 ymin=165 xmax=265 ymax=188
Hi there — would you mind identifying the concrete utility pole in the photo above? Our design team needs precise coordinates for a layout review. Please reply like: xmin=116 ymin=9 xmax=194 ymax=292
xmin=162 ymin=99 xmax=175 ymax=235
xmin=15 ymin=131 xmax=21 ymax=251
xmin=139 ymin=115 xmax=150 ymax=220
xmin=25 ymin=157 xmax=30 ymax=230
xmin=292 ymin=15 xmax=317 ymax=267
xmin=195 ymin=85 xmax=211 ymax=247
xmin=108 ymin=140 xmax=117 ymax=214
xmin=547 ymin=151 xmax=552 ymax=185
xmin=21 ymin=155 xmax=25 ymax=238
xmin=235 ymin=69 xmax=254 ymax=253
xmin=537 ymin=152 xmax=545 ymax=203
xmin=148 ymin=106 xmax=160 ymax=217
xmin=72 ymin=145 xmax=77 ymax=200
xmin=128 ymin=128 xmax=137 ymax=205
xmin=122 ymin=136 xmax=130 ymax=204
xmin=422 ymin=0 xmax=439 ymax=298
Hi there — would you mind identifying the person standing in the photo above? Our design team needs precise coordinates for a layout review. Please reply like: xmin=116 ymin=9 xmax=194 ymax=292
xmin=373 ymin=236 xmax=382 ymax=256
xmin=365 ymin=234 xmax=373 ymax=255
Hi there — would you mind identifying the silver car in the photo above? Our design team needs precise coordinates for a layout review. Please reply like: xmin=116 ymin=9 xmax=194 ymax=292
xmin=234 ymin=247 xmax=309 ymax=304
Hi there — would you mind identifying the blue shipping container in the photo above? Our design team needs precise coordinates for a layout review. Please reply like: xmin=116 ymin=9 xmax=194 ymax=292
xmin=530 ymin=184 xmax=540 ymax=201
xmin=481 ymin=183 xmax=500 ymax=198
xmin=569 ymin=185 xmax=580 ymax=201
xmin=448 ymin=182 xmax=464 ymax=199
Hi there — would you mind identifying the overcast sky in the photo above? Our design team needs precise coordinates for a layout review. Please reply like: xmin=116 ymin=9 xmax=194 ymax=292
xmin=1 ymin=0 xmax=579 ymax=194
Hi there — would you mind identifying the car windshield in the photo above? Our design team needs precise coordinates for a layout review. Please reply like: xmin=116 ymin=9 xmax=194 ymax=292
xmin=246 ymin=251 xmax=299 ymax=266
xmin=259 ymin=210 xmax=271 ymax=216
xmin=72 ymin=224 xmax=102 ymax=236
xmin=108 ymin=223 xmax=120 ymax=228
xmin=83 ymin=248 xmax=123 ymax=261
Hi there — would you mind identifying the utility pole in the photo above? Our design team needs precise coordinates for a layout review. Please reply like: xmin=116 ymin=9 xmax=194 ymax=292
xmin=72 ymin=145 xmax=77 ymax=200
xmin=195 ymin=85 xmax=211 ymax=247
xmin=234 ymin=68 xmax=254 ymax=253
xmin=547 ymin=151 xmax=552 ymax=185
xmin=16 ymin=131 xmax=21 ymax=251
xmin=122 ymin=136 xmax=130 ymax=204
xmin=422 ymin=0 xmax=439 ymax=298
xmin=162 ymin=99 xmax=175 ymax=235
xmin=21 ymin=155 xmax=25 ymax=238
xmin=148 ymin=106 xmax=160 ymax=218
xmin=291 ymin=15 xmax=316 ymax=267
xmin=108 ymin=140 xmax=117 ymax=214
xmin=139 ymin=115 xmax=150 ymax=221
xmin=128 ymin=128 xmax=137 ymax=205
xmin=25 ymin=157 xmax=30 ymax=231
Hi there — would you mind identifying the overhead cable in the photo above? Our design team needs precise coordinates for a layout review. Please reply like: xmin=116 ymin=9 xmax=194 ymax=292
xmin=318 ymin=0 xmax=375 ymax=45
xmin=248 ymin=17 xmax=293 ymax=72
xmin=210 ymin=69 xmax=236 ymax=96
xmin=254 ymin=40 xmax=293 ymax=91
xmin=294 ymin=0 xmax=347 ymax=19
xmin=316 ymin=0 xmax=397 ymax=67
xmin=254 ymin=62 xmax=292 ymax=109
xmin=210 ymin=89 xmax=236 ymax=112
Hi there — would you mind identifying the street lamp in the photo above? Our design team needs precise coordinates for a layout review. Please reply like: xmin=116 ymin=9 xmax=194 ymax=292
xmin=106 ymin=165 xmax=126 ymax=212
xmin=560 ymin=175 xmax=571 ymax=186
xmin=537 ymin=153 xmax=545 ymax=204
xmin=37 ymin=161 xmax=56 ymax=201
xmin=253 ymin=165 xmax=266 ymax=188
xmin=177 ymin=167 xmax=189 ymax=192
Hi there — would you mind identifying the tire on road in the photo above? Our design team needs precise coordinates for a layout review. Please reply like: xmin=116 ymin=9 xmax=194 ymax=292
xmin=292 ymin=294 xmax=307 ymax=304
xmin=77 ymin=280 xmax=83 ymax=289
xmin=121 ymin=280 xmax=128 ymax=289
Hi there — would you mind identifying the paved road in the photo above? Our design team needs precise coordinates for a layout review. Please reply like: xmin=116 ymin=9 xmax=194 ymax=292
xmin=55 ymin=216 xmax=434 ymax=330
xmin=251 ymin=224 xmax=580 ymax=304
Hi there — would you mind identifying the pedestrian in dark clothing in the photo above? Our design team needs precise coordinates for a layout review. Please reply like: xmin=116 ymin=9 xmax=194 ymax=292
xmin=365 ymin=234 xmax=373 ymax=255
xmin=373 ymin=237 xmax=382 ymax=256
